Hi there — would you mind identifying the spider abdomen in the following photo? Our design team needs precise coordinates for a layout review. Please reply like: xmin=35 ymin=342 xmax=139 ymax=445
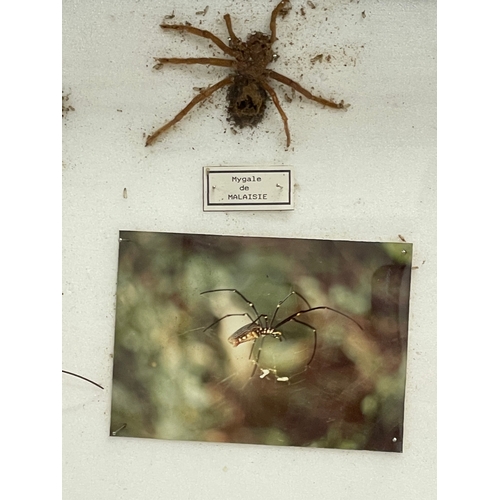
xmin=227 ymin=75 xmax=267 ymax=128
xmin=228 ymin=323 xmax=262 ymax=347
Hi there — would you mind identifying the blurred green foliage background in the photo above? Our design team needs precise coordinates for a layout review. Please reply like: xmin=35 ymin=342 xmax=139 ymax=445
xmin=111 ymin=231 xmax=411 ymax=452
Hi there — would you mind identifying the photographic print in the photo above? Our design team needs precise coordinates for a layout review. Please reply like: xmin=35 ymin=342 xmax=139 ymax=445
xmin=111 ymin=231 xmax=412 ymax=452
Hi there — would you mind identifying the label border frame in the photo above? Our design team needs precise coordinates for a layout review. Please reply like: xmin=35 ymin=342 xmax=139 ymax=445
xmin=203 ymin=166 xmax=294 ymax=211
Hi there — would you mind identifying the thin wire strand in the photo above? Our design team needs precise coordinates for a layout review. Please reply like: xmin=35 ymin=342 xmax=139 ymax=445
xmin=62 ymin=370 xmax=104 ymax=390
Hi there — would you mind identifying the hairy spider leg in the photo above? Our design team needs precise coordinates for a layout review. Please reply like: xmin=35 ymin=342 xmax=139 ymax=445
xmin=154 ymin=57 xmax=235 ymax=68
xmin=159 ymin=24 xmax=236 ymax=57
xmin=146 ymin=75 xmax=234 ymax=146
xmin=270 ymin=0 xmax=291 ymax=44
xmin=260 ymin=80 xmax=291 ymax=147
xmin=269 ymin=70 xmax=346 ymax=109
xmin=223 ymin=14 xmax=239 ymax=43
xmin=268 ymin=290 xmax=312 ymax=328
xmin=201 ymin=288 xmax=263 ymax=327
xmin=274 ymin=306 xmax=364 ymax=332
xmin=266 ymin=1 xmax=291 ymax=149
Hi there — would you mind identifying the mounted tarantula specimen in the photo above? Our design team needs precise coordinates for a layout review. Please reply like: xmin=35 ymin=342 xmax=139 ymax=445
xmin=146 ymin=0 xmax=347 ymax=148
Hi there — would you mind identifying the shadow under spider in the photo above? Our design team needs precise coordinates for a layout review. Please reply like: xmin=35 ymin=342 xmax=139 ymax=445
xmin=146 ymin=0 xmax=347 ymax=149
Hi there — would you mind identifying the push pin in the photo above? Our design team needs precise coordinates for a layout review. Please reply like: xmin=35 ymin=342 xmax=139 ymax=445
xmin=111 ymin=423 xmax=127 ymax=436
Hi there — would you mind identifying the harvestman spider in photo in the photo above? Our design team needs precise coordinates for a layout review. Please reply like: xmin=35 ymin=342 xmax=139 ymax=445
xmin=146 ymin=0 xmax=347 ymax=148
xmin=201 ymin=288 xmax=363 ymax=379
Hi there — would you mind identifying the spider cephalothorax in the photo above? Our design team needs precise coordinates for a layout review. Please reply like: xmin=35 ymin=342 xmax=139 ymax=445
xmin=146 ymin=1 xmax=346 ymax=148
xmin=231 ymin=32 xmax=276 ymax=78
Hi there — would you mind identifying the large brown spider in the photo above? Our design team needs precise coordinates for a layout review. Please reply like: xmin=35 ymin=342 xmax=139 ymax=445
xmin=146 ymin=0 xmax=347 ymax=148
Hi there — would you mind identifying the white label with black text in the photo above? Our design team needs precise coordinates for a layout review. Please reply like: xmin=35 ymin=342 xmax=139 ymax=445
xmin=203 ymin=166 xmax=293 ymax=211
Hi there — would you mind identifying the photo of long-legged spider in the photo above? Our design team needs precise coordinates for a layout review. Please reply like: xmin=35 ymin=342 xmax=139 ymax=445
xmin=201 ymin=288 xmax=363 ymax=379
xmin=111 ymin=231 xmax=412 ymax=451
xmin=146 ymin=0 xmax=347 ymax=148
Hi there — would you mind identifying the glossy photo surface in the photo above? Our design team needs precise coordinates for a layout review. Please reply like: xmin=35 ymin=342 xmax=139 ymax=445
xmin=111 ymin=231 xmax=412 ymax=452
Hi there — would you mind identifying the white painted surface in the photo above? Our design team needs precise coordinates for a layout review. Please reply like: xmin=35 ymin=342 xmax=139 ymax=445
xmin=62 ymin=0 xmax=436 ymax=498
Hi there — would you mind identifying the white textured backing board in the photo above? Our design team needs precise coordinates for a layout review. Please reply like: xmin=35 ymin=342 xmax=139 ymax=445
xmin=62 ymin=0 xmax=436 ymax=499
